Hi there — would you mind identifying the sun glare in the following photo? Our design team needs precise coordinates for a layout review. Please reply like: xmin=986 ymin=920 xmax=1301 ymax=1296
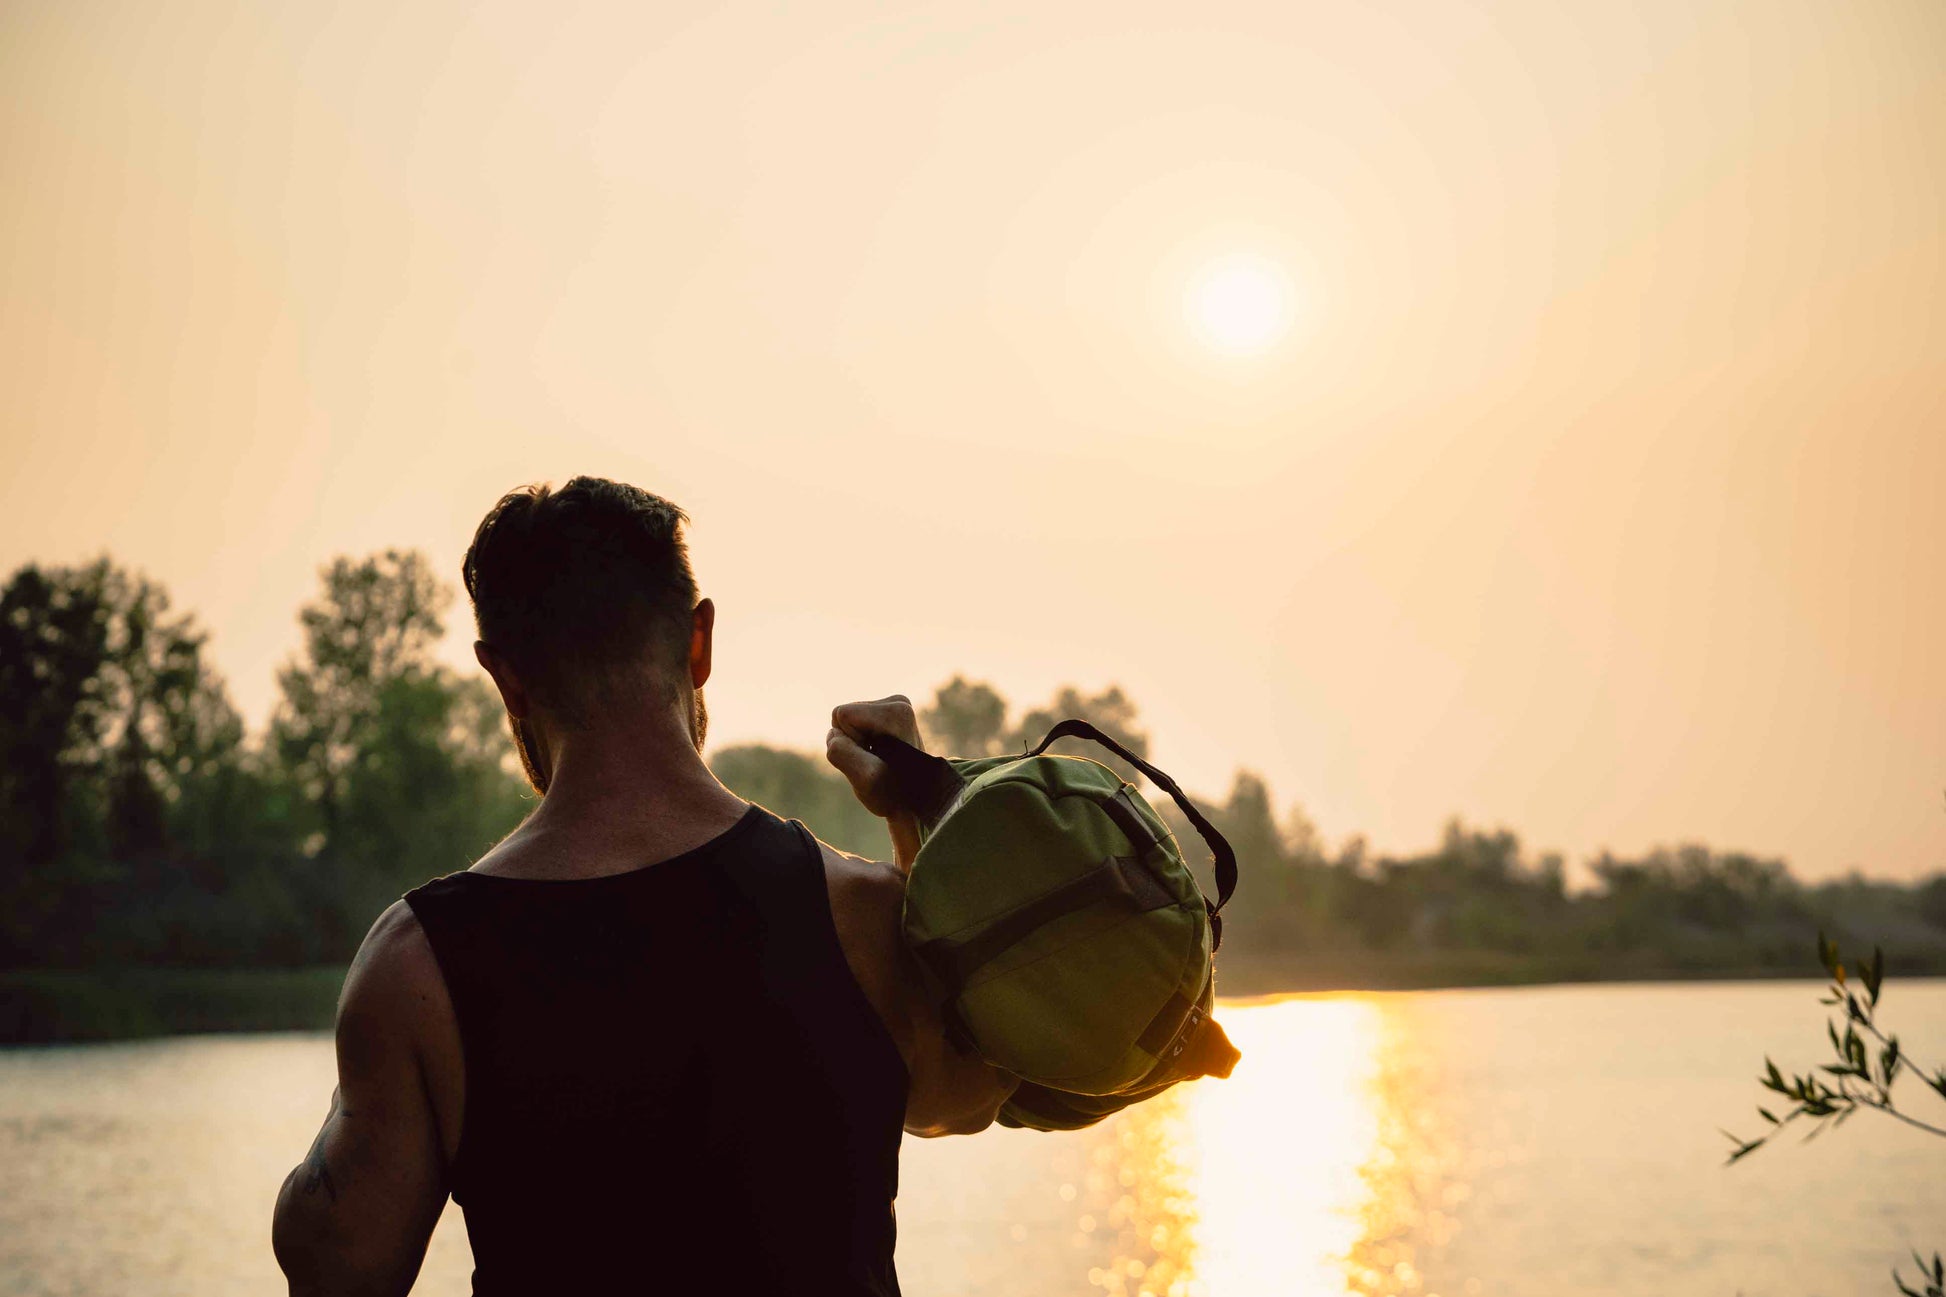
xmin=1185 ymin=253 xmax=1294 ymax=357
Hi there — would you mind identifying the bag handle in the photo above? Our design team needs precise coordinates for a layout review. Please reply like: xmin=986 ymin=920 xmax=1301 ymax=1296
xmin=865 ymin=719 xmax=1238 ymax=952
xmin=1020 ymin=719 xmax=1238 ymax=951
xmin=859 ymin=731 xmax=966 ymax=827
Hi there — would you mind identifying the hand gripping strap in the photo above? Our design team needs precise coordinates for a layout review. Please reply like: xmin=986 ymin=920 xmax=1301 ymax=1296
xmin=859 ymin=731 xmax=967 ymax=829
xmin=1022 ymin=719 xmax=1239 ymax=952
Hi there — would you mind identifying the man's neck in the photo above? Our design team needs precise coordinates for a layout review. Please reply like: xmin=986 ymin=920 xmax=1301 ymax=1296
xmin=527 ymin=713 xmax=738 ymax=833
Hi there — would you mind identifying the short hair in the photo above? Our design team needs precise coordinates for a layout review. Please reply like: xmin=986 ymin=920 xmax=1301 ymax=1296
xmin=462 ymin=477 xmax=698 ymax=722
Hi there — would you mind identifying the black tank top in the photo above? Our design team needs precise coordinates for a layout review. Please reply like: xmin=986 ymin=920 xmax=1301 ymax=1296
xmin=403 ymin=805 xmax=909 ymax=1296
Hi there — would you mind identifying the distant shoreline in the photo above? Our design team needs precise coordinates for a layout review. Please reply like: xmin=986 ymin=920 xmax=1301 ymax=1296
xmin=0 ymin=968 xmax=346 ymax=1044
xmin=8 ymin=957 xmax=1945 ymax=1044
xmin=1213 ymin=946 xmax=1946 ymax=999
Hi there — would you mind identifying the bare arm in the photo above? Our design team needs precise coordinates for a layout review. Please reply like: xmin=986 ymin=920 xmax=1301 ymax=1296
xmin=272 ymin=902 xmax=452 ymax=1297
xmin=820 ymin=842 xmax=1018 ymax=1137
xmin=822 ymin=695 xmax=1017 ymax=1135
xmin=897 ymin=952 xmax=1021 ymax=1138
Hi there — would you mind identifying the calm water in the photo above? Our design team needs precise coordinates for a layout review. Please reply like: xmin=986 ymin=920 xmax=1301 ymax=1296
xmin=3 ymin=981 xmax=1943 ymax=1296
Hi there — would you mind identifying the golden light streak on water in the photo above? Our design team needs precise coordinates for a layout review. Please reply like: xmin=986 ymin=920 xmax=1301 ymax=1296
xmin=1074 ymin=995 xmax=1459 ymax=1297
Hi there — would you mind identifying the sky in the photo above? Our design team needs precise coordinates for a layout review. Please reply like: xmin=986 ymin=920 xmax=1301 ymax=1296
xmin=3 ymin=0 xmax=1942 ymax=881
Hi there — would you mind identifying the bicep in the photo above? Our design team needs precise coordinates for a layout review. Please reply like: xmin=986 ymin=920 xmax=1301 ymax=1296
xmin=323 ymin=990 xmax=448 ymax=1258
xmin=815 ymin=842 xmax=1015 ymax=1137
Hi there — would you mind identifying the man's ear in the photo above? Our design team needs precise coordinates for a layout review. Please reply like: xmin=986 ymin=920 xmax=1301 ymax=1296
xmin=689 ymin=598 xmax=715 ymax=690
xmin=475 ymin=641 xmax=533 ymax=720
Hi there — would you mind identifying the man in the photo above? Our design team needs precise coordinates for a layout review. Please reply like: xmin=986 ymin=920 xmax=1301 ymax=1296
xmin=272 ymin=477 xmax=1015 ymax=1296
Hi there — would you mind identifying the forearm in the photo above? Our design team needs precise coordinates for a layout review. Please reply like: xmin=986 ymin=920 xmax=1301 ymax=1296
xmin=901 ymin=983 xmax=1018 ymax=1136
xmin=906 ymin=1053 xmax=1017 ymax=1137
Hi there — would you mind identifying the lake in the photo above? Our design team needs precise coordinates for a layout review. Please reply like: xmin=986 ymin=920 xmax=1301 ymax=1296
xmin=2 ymin=981 xmax=1942 ymax=1296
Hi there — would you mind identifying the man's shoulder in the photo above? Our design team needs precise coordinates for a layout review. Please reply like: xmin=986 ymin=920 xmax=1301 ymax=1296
xmin=354 ymin=900 xmax=439 ymax=977
xmin=811 ymin=839 xmax=914 ymax=1057
xmin=337 ymin=901 xmax=453 ymax=1047
xmin=814 ymin=840 xmax=909 ymax=956
xmin=331 ymin=900 xmax=467 ymax=1165
xmin=814 ymin=840 xmax=905 ymax=910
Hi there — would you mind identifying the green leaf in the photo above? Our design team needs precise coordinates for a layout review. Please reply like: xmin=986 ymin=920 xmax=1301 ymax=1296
xmin=1898 ymin=1251 xmax=1946 ymax=1297
xmin=1817 ymin=931 xmax=1839 ymax=977
xmin=1866 ymin=947 xmax=1885 ymax=1007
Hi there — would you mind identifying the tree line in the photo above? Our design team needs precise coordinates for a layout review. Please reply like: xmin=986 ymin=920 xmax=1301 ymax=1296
xmin=3 ymin=550 xmax=1944 ymax=984
xmin=0 ymin=552 xmax=525 ymax=966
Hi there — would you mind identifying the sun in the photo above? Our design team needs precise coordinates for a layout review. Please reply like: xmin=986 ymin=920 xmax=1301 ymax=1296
xmin=1185 ymin=253 xmax=1294 ymax=357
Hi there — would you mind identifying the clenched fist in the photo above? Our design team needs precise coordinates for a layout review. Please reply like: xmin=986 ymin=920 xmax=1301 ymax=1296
xmin=826 ymin=695 xmax=926 ymax=869
xmin=825 ymin=695 xmax=924 ymax=818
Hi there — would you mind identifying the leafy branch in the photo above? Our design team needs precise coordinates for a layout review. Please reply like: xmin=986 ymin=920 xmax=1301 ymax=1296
xmin=1724 ymin=934 xmax=1945 ymax=1295
xmin=1895 ymin=1251 xmax=1945 ymax=1297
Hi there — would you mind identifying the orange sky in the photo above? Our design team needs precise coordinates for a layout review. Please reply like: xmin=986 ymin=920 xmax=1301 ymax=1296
xmin=3 ymin=0 xmax=1942 ymax=880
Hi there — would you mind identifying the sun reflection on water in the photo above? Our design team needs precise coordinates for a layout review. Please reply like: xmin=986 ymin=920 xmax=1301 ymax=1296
xmin=1077 ymin=995 xmax=1458 ymax=1297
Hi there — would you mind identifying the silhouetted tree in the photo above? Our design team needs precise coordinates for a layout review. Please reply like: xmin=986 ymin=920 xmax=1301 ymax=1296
xmin=270 ymin=550 xmax=450 ymax=860
xmin=96 ymin=569 xmax=242 ymax=871
xmin=919 ymin=676 xmax=1009 ymax=757
xmin=268 ymin=550 xmax=527 ymax=951
xmin=0 ymin=559 xmax=254 ymax=963
xmin=0 ymin=562 xmax=114 ymax=870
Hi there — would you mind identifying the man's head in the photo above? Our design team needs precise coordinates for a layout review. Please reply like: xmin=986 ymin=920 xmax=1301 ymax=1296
xmin=463 ymin=477 xmax=711 ymax=791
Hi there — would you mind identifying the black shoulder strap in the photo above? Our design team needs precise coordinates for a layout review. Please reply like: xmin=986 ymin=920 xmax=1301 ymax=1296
xmin=1021 ymin=719 xmax=1238 ymax=952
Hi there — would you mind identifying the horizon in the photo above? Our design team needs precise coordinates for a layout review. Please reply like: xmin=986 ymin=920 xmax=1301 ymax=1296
xmin=5 ymin=0 xmax=1943 ymax=882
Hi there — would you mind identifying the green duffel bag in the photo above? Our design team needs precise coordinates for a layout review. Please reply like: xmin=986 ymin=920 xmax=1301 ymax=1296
xmin=864 ymin=719 xmax=1241 ymax=1128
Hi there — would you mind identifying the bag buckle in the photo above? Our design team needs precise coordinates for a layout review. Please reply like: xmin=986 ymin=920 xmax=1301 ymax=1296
xmin=1170 ymin=1003 xmax=1205 ymax=1058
